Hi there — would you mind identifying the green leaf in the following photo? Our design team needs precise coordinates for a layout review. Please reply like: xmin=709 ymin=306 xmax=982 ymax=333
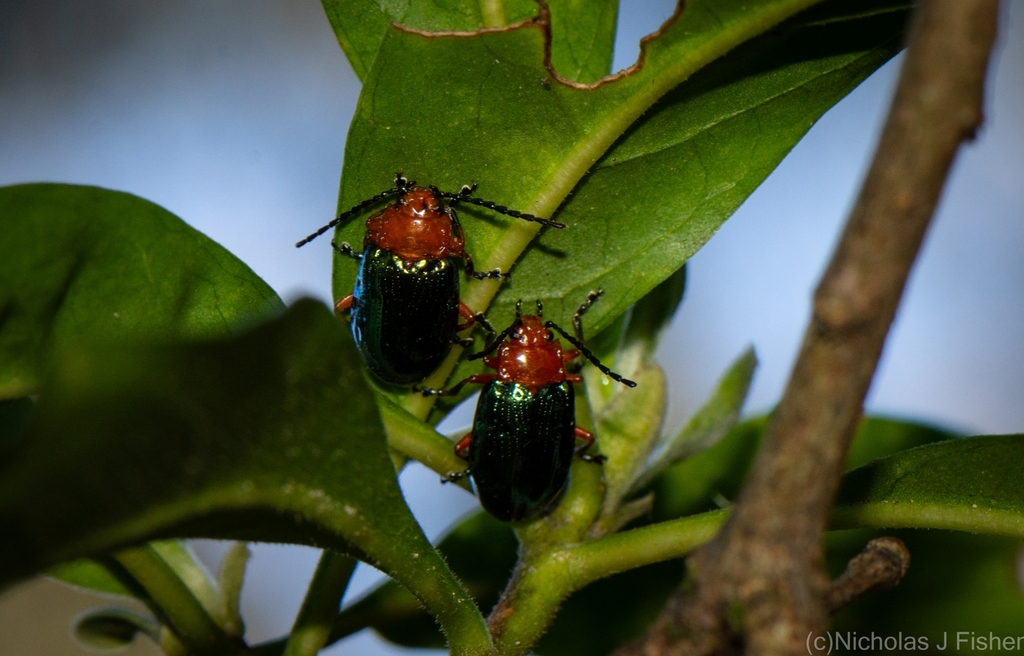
xmin=592 ymin=363 xmax=667 ymax=533
xmin=0 ymin=184 xmax=283 ymax=401
xmin=326 ymin=0 xmax=908 ymax=423
xmin=0 ymin=397 xmax=34 ymax=461
xmin=547 ymin=0 xmax=619 ymax=84
xmin=843 ymin=416 xmax=953 ymax=470
xmin=72 ymin=607 xmax=161 ymax=651
xmin=582 ymin=264 xmax=687 ymax=414
xmin=323 ymin=1 xmax=909 ymax=425
xmin=632 ymin=347 xmax=756 ymax=496
xmin=834 ymin=435 xmax=1024 ymax=537
xmin=654 ymin=415 xmax=955 ymax=521
xmin=0 ymin=300 xmax=489 ymax=653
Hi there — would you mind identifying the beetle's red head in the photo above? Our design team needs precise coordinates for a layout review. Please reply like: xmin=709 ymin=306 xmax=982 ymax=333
xmin=398 ymin=187 xmax=441 ymax=214
xmin=511 ymin=315 xmax=552 ymax=345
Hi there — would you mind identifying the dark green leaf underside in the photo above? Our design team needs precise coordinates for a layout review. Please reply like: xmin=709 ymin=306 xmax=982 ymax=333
xmin=0 ymin=301 xmax=477 ymax=636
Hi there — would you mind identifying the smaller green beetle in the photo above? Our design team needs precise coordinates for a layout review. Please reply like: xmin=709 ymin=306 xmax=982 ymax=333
xmin=418 ymin=291 xmax=636 ymax=521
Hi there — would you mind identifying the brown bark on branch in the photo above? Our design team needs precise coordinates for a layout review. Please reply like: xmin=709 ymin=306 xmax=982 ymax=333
xmin=826 ymin=537 xmax=910 ymax=614
xmin=615 ymin=0 xmax=1000 ymax=654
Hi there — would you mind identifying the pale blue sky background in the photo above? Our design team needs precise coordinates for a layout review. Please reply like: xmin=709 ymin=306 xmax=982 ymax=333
xmin=1 ymin=1 xmax=1022 ymax=654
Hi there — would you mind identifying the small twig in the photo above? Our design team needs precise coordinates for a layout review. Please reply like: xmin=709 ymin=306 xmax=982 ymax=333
xmin=826 ymin=537 xmax=910 ymax=614
xmin=283 ymin=550 xmax=357 ymax=656
xmin=218 ymin=542 xmax=251 ymax=638
xmin=617 ymin=0 xmax=1000 ymax=654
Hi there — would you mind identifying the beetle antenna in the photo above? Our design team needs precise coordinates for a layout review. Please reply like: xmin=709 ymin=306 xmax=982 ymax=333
xmin=536 ymin=299 xmax=544 ymax=317
xmin=469 ymin=316 xmax=521 ymax=361
xmin=546 ymin=322 xmax=637 ymax=387
xmin=434 ymin=189 xmax=566 ymax=229
xmin=415 ymin=378 xmax=472 ymax=397
xmin=296 ymin=178 xmax=407 ymax=248
xmin=572 ymin=289 xmax=603 ymax=341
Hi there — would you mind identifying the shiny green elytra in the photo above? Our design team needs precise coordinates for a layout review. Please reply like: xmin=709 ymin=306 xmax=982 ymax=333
xmin=351 ymin=246 xmax=459 ymax=385
xmin=297 ymin=175 xmax=563 ymax=386
xmin=469 ymin=380 xmax=577 ymax=522
xmin=423 ymin=294 xmax=637 ymax=522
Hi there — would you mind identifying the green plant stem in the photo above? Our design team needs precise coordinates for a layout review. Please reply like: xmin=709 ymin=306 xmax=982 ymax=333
xmin=378 ymin=394 xmax=472 ymax=490
xmin=150 ymin=541 xmax=226 ymax=627
xmin=159 ymin=625 xmax=190 ymax=656
xmin=831 ymin=502 xmax=1024 ymax=538
xmin=218 ymin=542 xmax=251 ymax=638
xmin=494 ymin=510 xmax=727 ymax=655
xmin=283 ymin=551 xmax=357 ymax=656
xmin=111 ymin=545 xmax=246 ymax=656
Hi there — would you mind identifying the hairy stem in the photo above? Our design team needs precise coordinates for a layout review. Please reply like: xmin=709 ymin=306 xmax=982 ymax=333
xmin=493 ymin=511 xmax=727 ymax=655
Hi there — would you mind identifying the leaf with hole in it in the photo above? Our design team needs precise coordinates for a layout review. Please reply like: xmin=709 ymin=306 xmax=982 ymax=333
xmin=0 ymin=300 xmax=488 ymax=653
xmin=318 ymin=0 xmax=615 ymax=83
xmin=834 ymin=435 xmax=1024 ymax=537
xmin=327 ymin=0 xmax=909 ymax=369
xmin=72 ymin=607 xmax=161 ymax=651
xmin=0 ymin=184 xmax=282 ymax=401
xmin=320 ymin=1 xmax=539 ymax=79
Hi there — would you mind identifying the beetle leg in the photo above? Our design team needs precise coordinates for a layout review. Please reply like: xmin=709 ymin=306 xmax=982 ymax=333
xmin=415 ymin=373 xmax=496 ymax=397
xmin=464 ymin=253 xmax=510 ymax=281
xmin=566 ymin=373 xmax=583 ymax=383
xmin=331 ymin=241 xmax=362 ymax=260
xmin=457 ymin=302 xmax=476 ymax=330
xmin=454 ymin=337 xmax=475 ymax=347
xmin=441 ymin=469 xmax=470 ymax=485
xmin=574 ymin=426 xmax=607 ymax=464
xmin=457 ymin=302 xmax=495 ymax=335
xmin=454 ymin=432 xmax=473 ymax=459
xmin=440 ymin=433 xmax=474 ymax=484
xmin=335 ymin=294 xmax=355 ymax=315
